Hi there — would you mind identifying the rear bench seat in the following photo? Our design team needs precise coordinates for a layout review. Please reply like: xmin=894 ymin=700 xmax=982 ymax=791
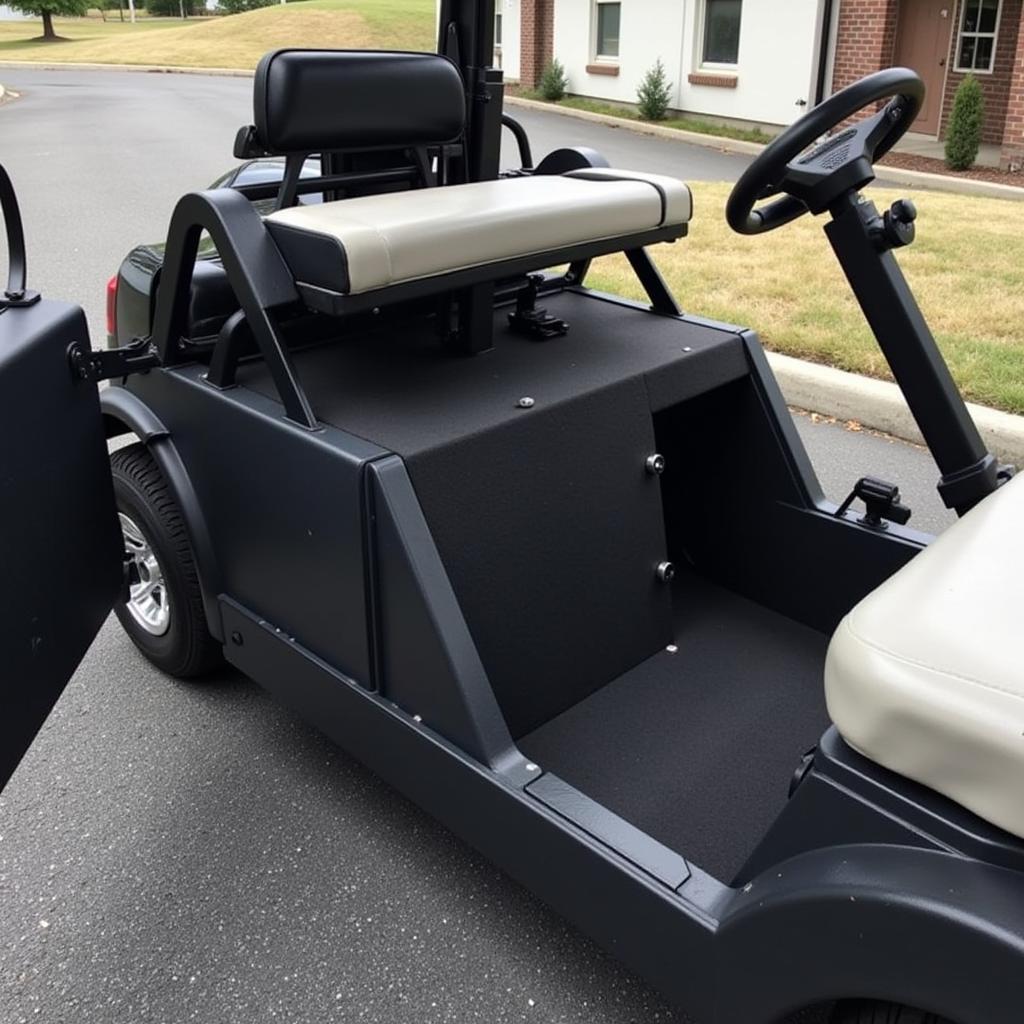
xmin=264 ymin=168 xmax=691 ymax=308
xmin=825 ymin=472 xmax=1024 ymax=839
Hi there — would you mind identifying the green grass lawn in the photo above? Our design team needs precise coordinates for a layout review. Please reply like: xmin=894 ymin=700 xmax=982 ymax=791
xmin=0 ymin=0 xmax=434 ymax=67
xmin=587 ymin=182 xmax=1024 ymax=414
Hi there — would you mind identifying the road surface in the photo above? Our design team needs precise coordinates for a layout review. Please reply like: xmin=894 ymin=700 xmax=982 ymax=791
xmin=1 ymin=67 xmax=954 ymax=1024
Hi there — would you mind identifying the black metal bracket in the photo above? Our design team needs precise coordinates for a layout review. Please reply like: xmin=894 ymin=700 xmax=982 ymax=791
xmin=507 ymin=275 xmax=569 ymax=340
xmin=68 ymin=337 xmax=161 ymax=383
xmin=835 ymin=475 xmax=911 ymax=530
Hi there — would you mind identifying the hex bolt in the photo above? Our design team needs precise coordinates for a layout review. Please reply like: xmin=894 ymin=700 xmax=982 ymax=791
xmin=645 ymin=453 xmax=666 ymax=476
xmin=656 ymin=560 xmax=676 ymax=583
xmin=517 ymin=396 xmax=535 ymax=409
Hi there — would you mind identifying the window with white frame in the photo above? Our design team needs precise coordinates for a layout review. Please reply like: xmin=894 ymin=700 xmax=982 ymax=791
xmin=701 ymin=0 xmax=742 ymax=66
xmin=954 ymin=0 xmax=1002 ymax=73
xmin=594 ymin=0 xmax=621 ymax=60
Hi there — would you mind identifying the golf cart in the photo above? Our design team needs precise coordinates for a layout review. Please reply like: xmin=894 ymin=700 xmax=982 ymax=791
xmin=2 ymin=5 xmax=1022 ymax=1020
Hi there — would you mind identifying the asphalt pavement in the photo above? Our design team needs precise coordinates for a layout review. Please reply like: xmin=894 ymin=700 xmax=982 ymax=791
xmin=1 ymin=67 xmax=954 ymax=1024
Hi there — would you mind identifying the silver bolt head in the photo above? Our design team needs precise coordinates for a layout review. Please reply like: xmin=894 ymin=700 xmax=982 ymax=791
xmin=656 ymin=560 xmax=676 ymax=583
xmin=645 ymin=453 xmax=666 ymax=475
xmin=517 ymin=396 xmax=535 ymax=409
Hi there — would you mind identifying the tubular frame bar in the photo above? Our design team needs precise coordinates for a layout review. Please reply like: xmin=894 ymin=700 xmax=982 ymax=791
xmin=625 ymin=248 xmax=682 ymax=316
xmin=150 ymin=189 xmax=317 ymax=429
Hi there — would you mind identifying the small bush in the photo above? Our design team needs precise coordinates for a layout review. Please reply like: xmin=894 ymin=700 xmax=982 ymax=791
xmin=637 ymin=59 xmax=672 ymax=121
xmin=538 ymin=59 xmax=568 ymax=102
xmin=945 ymin=74 xmax=984 ymax=171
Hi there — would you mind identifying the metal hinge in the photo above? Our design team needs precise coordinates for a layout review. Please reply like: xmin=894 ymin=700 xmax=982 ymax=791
xmin=68 ymin=337 xmax=161 ymax=383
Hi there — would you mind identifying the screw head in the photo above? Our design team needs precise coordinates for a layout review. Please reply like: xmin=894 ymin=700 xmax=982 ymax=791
xmin=517 ymin=396 xmax=535 ymax=409
xmin=231 ymin=631 xmax=244 ymax=646
xmin=656 ymin=560 xmax=676 ymax=583
xmin=645 ymin=453 xmax=666 ymax=475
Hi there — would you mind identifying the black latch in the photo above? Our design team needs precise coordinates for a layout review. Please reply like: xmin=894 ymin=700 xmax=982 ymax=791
xmin=870 ymin=197 xmax=917 ymax=251
xmin=507 ymin=275 xmax=569 ymax=341
xmin=835 ymin=475 xmax=911 ymax=530
xmin=68 ymin=337 xmax=161 ymax=383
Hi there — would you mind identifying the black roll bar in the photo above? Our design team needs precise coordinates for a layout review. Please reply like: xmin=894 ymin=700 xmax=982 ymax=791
xmin=0 ymin=163 xmax=39 ymax=309
xmin=150 ymin=188 xmax=317 ymax=429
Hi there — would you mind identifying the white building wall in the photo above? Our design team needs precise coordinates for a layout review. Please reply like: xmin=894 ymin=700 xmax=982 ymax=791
xmin=554 ymin=0 xmax=688 ymax=109
xmin=553 ymin=0 xmax=827 ymax=129
xmin=498 ymin=0 xmax=522 ymax=82
xmin=0 ymin=6 xmax=31 ymax=19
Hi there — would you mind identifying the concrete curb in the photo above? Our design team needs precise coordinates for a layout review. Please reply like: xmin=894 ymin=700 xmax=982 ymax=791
xmin=506 ymin=94 xmax=766 ymax=155
xmin=506 ymin=95 xmax=1024 ymax=201
xmin=767 ymin=351 xmax=1024 ymax=466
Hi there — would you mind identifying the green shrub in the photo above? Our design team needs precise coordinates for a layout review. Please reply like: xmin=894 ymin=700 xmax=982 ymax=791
xmin=538 ymin=58 xmax=568 ymax=102
xmin=637 ymin=58 xmax=672 ymax=121
xmin=945 ymin=74 xmax=984 ymax=171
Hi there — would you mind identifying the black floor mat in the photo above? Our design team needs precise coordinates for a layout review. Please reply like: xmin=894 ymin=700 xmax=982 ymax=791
xmin=519 ymin=572 xmax=831 ymax=884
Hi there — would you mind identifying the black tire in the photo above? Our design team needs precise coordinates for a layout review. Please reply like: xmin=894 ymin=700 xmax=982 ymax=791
xmin=110 ymin=442 xmax=222 ymax=678
xmin=830 ymin=1000 xmax=954 ymax=1024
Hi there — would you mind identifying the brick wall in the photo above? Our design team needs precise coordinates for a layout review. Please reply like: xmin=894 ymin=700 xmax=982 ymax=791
xmin=831 ymin=0 xmax=900 ymax=92
xmin=520 ymin=0 xmax=554 ymax=89
xmin=1002 ymin=14 xmax=1024 ymax=169
xmin=939 ymin=0 xmax=1023 ymax=146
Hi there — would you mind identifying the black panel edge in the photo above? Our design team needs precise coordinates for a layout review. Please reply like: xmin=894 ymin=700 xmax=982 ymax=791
xmin=526 ymin=772 xmax=691 ymax=890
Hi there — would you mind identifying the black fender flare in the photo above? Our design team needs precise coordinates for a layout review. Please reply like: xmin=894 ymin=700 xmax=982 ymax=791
xmin=101 ymin=385 xmax=224 ymax=641
xmin=715 ymin=843 xmax=1024 ymax=1024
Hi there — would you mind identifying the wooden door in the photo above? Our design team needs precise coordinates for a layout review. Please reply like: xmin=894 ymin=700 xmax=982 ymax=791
xmin=894 ymin=0 xmax=955 ymax=135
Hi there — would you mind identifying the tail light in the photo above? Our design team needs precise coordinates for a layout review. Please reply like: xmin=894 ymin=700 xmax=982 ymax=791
xmin=105 ymin=274 xmax=118 ymax=340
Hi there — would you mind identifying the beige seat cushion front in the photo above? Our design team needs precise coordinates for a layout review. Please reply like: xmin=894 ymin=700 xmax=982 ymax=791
xmin=264 ymin=169 xmax=692 ymax=295
xmin=825 ymin=472 xmax=1024 ymax=838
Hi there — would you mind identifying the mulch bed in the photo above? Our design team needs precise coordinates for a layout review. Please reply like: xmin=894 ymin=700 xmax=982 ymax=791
xmin=880 ymin=151 xmax=1023 ymax=188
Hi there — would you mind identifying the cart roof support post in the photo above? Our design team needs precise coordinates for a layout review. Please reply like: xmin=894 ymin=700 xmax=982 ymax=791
xmin=437 ymin=0 xmax=503 ymax=182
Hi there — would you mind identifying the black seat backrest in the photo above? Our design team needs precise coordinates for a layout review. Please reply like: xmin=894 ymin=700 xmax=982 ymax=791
xmin=236 ymin=49 xmax=467 ymax=209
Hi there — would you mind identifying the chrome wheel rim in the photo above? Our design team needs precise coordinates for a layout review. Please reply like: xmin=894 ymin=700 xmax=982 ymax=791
xmin=119 ymin=512 xmax=171 ymax=637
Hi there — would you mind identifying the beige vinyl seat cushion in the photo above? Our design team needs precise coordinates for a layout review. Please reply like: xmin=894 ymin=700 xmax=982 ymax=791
xmin=264 ymin=169 xmax=692 ymax=296
xmin=825 ymin=472 xmax=1024 ymax=838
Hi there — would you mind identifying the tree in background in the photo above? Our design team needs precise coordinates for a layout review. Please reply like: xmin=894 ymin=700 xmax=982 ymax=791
xmin=945 ymin=74 xmax=984 ymax=171
xmin=146 ymin=0 xmax=196 ymax=15
xmin=5 ymin=0 xmax=89 ymax=40
xmin=218 ymin=0 xmax=275 ymax=11
xmin=637 ymin=59 xmax=672 ymax=121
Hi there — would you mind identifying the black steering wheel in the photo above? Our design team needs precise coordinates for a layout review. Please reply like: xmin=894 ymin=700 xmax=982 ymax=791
xmin=726 ymin=68 xmax=925 ymax=236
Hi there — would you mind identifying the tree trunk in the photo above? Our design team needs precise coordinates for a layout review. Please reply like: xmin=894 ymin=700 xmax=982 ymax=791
xmin=41 ymin=10 xmax=55 ymax=39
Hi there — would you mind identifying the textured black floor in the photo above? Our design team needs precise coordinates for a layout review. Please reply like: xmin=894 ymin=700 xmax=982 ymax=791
xmin=236 ymin=290 xmax=748 ymax=458
xmin=519 ymin=572 xmax=831 ymax=884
